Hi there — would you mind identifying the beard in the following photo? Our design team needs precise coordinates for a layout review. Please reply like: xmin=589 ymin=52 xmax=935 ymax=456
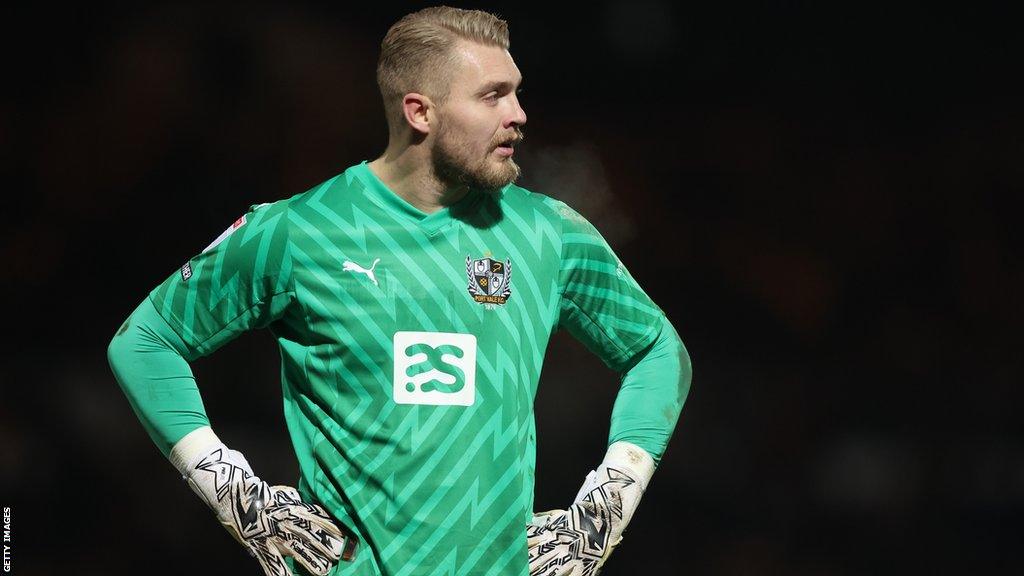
xmin=431 ymin=123 xmax=523 ymax=191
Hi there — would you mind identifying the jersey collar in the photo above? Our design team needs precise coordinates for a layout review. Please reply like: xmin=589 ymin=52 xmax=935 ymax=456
xmin=352 ymin=161 xmax=482 ymax=235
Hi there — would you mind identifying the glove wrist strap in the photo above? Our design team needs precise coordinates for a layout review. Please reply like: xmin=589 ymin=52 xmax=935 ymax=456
xmin=603 ymin=441 xmax=655 ymax=492
xmin=169 ymin=425 xmax=223 ymax=475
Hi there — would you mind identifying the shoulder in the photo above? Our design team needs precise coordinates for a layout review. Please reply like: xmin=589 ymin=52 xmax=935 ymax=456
xmin=280 ymin=167 xmax=362 ymax=211
xmin=254 ymin=165 xmax=365 ymax=223
xmin=497 ymin=183 xmax=592 ymax=231
xmin=499 ymin=184 xmax=600 ymax=240
xmin=237 ymin=198 xmax=290 ymax=233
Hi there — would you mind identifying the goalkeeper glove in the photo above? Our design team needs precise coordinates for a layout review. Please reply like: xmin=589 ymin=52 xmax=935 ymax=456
xmin=526 ymin=441 xmax=655 ymax=576
xmin=170 ymin=426 xmax=357 ymax=575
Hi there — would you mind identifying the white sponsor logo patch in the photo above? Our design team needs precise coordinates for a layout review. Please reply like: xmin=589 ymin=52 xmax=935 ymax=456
xmin=393 ymin=331 xmax=477 ymax=406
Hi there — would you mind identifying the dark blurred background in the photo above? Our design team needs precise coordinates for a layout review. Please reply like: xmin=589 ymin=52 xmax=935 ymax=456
xmin=2 ymin=2 xmax=1021 ymax=574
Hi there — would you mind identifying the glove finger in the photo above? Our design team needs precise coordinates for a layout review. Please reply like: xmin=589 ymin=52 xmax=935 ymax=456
xmin=529 ymin=509 xmax=566 ymax=528
xmin=527 ymin=522 xmax=555 ymax=547
xmin=249 ymin=539 xmax=294 ymax=576
xmin=280 ymin=516 xmax=345 ymax=561
xmin=532 ymin=509 xmax=566 ymax=516
xmin=288 ymin=504 xmax=346 ymax=539
xmin=528 ymin=543 xmax=574 ymax=576
xmin=265 ymin=485 xmax=348 ymax=562
xmin=276 ymin=534 xmax=337 ymax=576
xmin=270 ymin=485 xmax=304 ymax=505
xmin=268 ymin=486 xmax=345 ymax=537
xmin=265 ymin=504 xmax=345 ymax=559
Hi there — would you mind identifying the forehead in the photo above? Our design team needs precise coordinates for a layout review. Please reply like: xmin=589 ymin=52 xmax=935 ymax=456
xmin=448 ymin=41 xmax=522 ymax=90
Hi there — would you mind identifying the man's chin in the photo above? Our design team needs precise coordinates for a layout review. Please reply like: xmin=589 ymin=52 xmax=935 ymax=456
xmin=456 ymin=163 xmax=517 ymax=191
xmin=434 ymin=153 xmax=520 ymax=191
xmin=488 ymin=158 xmax=521 ymax=187
xmin=487 ymin=172 xmax=520 ymax=190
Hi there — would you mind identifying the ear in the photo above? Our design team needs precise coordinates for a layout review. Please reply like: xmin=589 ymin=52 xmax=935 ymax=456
xmin=401 ymin=93 xmax=434 ymax=136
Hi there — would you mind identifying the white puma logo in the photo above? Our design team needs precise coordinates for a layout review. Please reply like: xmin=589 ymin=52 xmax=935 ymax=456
xmin=343 ymin=257 xmax=381 ymax=286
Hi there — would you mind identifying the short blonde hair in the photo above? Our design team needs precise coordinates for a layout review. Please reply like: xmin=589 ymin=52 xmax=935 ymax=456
xmin=377 ymin=6 xmax=510 ymax=130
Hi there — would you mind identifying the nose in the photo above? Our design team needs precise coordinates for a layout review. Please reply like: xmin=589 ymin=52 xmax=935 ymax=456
xmin=506 ymin=93 xmax=527 ymax=128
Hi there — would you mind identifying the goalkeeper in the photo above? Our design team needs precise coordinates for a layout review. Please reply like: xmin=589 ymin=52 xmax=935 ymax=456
xmin=108 ymin=5 xmax=691 ymax=576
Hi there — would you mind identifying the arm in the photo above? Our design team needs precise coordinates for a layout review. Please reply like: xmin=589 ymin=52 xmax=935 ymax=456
xmin=528 ymin=201 xmax=692 ymax=575
xmin=108 ymin=202 xmax=293 ymax=460
xmin=107 ymin=204 xmax=353 ymax=575
xmin=107 ymin=296 xmax=209 ymax=457
xmin=553 ymin=200 xmax=692 ymax=463
xmin=608 ymin=314 xmax=692 ymax=465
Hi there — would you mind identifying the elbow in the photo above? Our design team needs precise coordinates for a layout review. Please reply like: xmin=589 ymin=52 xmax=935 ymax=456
xmin=673 ymin=323 xmax=691 ymax=377
xmin=663 ymin=317 xmax=692 ymax=402
xmin=107 ymin=316 xmax=137 ymax=387
xmin=107 ymin=322 xmax=128 ymax=381
xmin=678 ymin=338 xmax=692 ymax=401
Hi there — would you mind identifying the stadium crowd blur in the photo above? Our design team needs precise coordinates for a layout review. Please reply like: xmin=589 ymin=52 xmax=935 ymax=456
xmin=2 ymin=3 xmax=1019 ymax=574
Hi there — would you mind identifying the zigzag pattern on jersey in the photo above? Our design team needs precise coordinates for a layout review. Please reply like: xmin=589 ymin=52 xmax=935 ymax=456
xmin=292 ymin=353 xmax=532 ymax=575
xmin=291 ymin=338 xmax=530 ymax=511
xmin=154 ymin=205 xmax=293 ymax=348
xmin=274 ymin=174 xmax=566 ymax=574
xmin=469 ymin=197 xmax=561 ymax=350
xmin=557 ymin=226 xmax=663 ymax=365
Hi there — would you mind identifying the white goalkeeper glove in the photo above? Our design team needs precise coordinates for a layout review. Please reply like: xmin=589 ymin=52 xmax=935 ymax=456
xmin=170 ymin=427 xmax=357 ymax=575
xmin=526 ymin=441 xmax=656 ymax=576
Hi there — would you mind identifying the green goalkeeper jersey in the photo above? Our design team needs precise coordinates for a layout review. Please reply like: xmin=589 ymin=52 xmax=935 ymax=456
xmin=146 ymin=161 xmax=681 ymax=576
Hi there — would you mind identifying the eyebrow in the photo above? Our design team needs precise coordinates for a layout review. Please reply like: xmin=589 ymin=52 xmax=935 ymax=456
xmin=477 ymin=78 xmax=523 ymax=95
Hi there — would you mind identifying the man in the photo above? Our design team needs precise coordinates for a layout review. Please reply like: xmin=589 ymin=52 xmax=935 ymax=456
xmin=108 ymin=6 xmax=691 ymax=576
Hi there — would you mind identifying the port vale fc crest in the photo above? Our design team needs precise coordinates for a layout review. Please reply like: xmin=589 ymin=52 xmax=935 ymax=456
xmin=467 ymin=256 xmax=512 ymax=305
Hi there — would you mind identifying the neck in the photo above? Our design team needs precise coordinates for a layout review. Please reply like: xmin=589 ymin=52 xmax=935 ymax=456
xmin=368 ymin=144 xmax=469 ymax=214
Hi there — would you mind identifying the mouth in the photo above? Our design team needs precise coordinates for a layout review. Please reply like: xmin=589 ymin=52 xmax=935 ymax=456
xmin=494 ymin=137 xmax=519 ymax=157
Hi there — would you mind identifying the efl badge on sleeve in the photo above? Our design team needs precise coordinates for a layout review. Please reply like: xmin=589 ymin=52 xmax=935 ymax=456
xmin=467 ymin=256 xmax=512 ymax=305
xmin=202 ymin=214 xmax=247 ymax=254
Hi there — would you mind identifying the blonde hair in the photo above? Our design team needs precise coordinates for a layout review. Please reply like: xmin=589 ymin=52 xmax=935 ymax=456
xmin=377 ymin=6 xmax=510 ymax=131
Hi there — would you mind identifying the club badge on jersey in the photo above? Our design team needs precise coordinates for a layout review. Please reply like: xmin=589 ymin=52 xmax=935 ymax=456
xmin=466 ymin=256 xmax=512 ymax=305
